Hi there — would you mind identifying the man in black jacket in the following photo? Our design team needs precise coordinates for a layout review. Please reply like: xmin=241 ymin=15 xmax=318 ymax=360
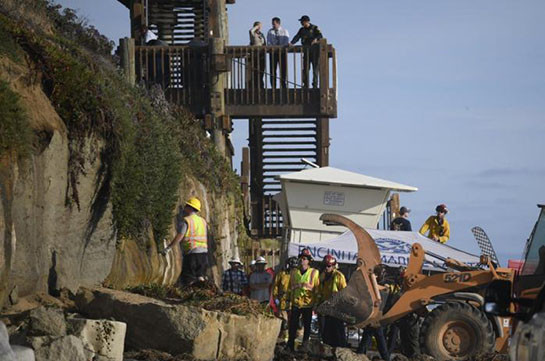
xmin=289 ymin=15 xmax=323 ymax=88
xmin=391 ymin=206 xmax=412 ymax=231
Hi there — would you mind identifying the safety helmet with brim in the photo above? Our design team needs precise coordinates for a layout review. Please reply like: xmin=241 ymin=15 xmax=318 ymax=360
xmin=185 ymin=197 xmax=202 ymax=212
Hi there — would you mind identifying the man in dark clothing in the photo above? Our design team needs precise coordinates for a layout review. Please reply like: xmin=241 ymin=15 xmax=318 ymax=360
xmin=391 ymin=206 xmax=412 ymax=231
xmin=289 ymin=15 xmax=323 ymax=88
xmin=357 ymin=265 xmax=391 ymax=361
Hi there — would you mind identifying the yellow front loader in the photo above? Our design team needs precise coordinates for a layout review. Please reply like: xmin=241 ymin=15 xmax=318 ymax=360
xmin=316 ymin=214 xmax=514 ymax=361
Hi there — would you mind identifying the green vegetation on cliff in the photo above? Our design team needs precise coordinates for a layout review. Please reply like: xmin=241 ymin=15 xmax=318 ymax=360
xmin=0 ymin=80 xmax=33 ymax=157
xmin=0 ymin=0 xmax=246 ymax=246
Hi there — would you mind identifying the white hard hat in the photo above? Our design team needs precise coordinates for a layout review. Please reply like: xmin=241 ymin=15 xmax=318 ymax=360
xmin=250 ymin=260 xmax=256 ymax=266
xmin=229 ymin=257 xmax=242 ymax=265
xmin=255 ymin=256 xmax=267 ymax=264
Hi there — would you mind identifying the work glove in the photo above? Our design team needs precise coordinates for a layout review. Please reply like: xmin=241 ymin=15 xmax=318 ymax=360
xmin=160 ymin=246 xmax=171 ymax=256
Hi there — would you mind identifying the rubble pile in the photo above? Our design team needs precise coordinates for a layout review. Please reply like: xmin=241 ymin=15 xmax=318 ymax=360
xmin=2 ymin=305 xmax=126 ymax=361
xmin=128 ymin=282 xmax=268 ymax=316
xmin=76 ymin=287 xmax=280 ymax=361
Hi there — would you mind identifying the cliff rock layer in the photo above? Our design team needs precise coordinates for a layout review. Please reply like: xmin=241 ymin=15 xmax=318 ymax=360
xmin=0 ymin=1 xmax=248 ymax=307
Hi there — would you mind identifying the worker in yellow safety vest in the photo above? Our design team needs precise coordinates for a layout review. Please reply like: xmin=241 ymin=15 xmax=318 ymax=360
xmin=287 ymin=248 xmax=319 ymax=352
xmin=419 ymin=203 xmax=450 ymax=244
xmin=162 ymin=197 xmax=209 ymax=285
xmin=273 ymin=257 xmax=298 ymax=342
xmin=317 ymin=254 xmax=347 ymax=348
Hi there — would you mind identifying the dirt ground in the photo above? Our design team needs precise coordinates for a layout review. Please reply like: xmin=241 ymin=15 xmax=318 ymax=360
xmin=125 ymin=347 xmax=510 ymax=361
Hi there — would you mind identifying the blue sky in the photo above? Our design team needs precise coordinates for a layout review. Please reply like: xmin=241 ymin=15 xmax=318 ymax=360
xmin=57 ymin=0 xmax=545 ymax=264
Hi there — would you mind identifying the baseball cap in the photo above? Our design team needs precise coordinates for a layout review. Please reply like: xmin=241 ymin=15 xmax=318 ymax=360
xmin=299 ymin=15 xmax=310 ymax=22
xmin=399 ymin=206 xmax=411 ymax=215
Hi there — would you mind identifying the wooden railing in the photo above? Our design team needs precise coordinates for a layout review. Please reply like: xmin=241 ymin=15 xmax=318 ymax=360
xmin=134 ymin=40 xmax=337 ymax=118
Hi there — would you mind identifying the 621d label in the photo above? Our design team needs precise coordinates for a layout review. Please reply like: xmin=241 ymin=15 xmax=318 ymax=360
xmin=444 ymin=273 xmax=472 ymax=283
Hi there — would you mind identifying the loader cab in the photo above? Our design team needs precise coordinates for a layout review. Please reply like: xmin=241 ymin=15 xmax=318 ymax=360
xmin=486 ymin=204 xmax=545 ymax=320
xmin=514 ymin=204 xmax=545 ymax=317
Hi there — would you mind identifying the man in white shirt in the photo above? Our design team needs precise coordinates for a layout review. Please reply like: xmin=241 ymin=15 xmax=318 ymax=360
xmin=249 ymin=257 xmax=273 ymax=303
xmin=266 ymin=17 xmax=289 ymax=88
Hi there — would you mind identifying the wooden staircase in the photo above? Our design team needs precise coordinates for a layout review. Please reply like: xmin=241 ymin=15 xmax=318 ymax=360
xmin=148 ymin=0 xmax=208 ymax=44
xmin=249 ymin=119 xmax=328 ymax=238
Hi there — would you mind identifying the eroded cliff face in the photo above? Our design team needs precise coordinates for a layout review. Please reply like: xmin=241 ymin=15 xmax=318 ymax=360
xmin=0 ymin=56 xmax=116 ymax=301
xmin=0 ymin=34 xmax=246 ymax=307
xmin=105 ymin=176 xmax=243 ymax=289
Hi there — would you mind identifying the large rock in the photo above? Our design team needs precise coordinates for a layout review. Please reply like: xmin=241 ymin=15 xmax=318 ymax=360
xmin=335 ymin=347 xmax=371 ymax=361
xmin=0 ymin=321 xmax=17 ymax=361
xmin=11 ymin=345 xmax=36 ymax=361
xmin=28 ymin=307 xmax=66 ymax=337
xmin=33 ymin=335 xmax=87 ymax=361
xmin=76 ymin=287 xmax=281 ymax=361
xmin=67 ymin=317 xmax=126 ymax=361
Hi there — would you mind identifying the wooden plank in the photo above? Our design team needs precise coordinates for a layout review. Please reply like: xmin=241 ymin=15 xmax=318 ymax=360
xmin=316 ymin=117 xmax=330 ymax=166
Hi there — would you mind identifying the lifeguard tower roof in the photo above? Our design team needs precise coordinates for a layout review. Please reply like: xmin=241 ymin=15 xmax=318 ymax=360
xmin=276 ymin=166 xmax=418 ymax=244
xmin=278 ymin=167 xmax=418 ymax=192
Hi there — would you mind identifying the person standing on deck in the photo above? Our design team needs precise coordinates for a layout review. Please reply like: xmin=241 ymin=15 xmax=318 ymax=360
xmin=289 ymin=15 xmax=323 ymax=88
xmin=267 ymin=17 xmax=290 ymax=88
xmin=249 ymin=21 xmax=266 ymax=89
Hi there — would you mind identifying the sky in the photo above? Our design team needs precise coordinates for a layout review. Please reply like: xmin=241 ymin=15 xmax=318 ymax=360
xmin=57 ymin=0 xmax=545 ymax=264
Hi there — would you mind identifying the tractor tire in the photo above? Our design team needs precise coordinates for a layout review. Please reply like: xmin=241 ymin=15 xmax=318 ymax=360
xmin=510 ymin=310 xmax=545 ymax=361
xmin=419 ymin=302 xmax=495 ymax=361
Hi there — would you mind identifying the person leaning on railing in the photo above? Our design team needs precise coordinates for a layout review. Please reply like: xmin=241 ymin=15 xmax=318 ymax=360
xmin=249 ymin=21 xmax=266 ymax=89
xmin=289 ymin=15 xmax=323 ymax=88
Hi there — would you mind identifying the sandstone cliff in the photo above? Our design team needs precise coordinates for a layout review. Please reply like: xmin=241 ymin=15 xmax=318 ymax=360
xmin=0 ymin=1 xmax=248 ymax=307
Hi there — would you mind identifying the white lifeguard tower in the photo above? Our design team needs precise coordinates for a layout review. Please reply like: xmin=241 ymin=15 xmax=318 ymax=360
xmin=276 ymin=166 xmax=418 ymax=244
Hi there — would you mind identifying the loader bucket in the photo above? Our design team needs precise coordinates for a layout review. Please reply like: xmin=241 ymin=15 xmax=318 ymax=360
xmin=316 ymin=267 xmax=374 ymax=325
xmin=316 ymin=214 xmax=382 ymax=326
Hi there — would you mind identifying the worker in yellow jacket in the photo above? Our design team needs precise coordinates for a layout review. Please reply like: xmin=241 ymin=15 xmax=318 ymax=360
xmin=287 ymin=248 xmax=319 ymax=352
xmin=162 ymin=197 xmax=209 ymax=285
xmin=273 ymin=257 xmax=298 ymax=341
xmin=419 ymin=203 xmax=450 ymax=244
xmin=317 ymin=255 xmax=347 ymax=348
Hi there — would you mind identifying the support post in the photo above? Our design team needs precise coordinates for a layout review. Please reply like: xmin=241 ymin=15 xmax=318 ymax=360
xmin=129 ymin=0 xmax=145 ymax=40
xmin=318 ymin=38 xmax=330 ymax=115
xmin=390 ymin=193 xmax=400 ymax=219
xmin=249 ymin=119 xmax=263 ymax=236
xmin=241 ymin=147 xmax=250 ymax=212
xmin=209 ymin=37 xmax=227 ymax=157
xmin=119 ymin=37 xmax=136 ymax=85
xmin=316 ymin=117 xmax=330 ymax=166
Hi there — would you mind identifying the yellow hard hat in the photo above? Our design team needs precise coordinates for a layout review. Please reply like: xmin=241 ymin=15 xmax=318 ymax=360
xmin=185 ymin=197 xmax=201 ymax=212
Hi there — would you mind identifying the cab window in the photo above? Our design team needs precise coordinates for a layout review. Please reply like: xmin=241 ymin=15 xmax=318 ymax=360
xmin=521 ymin=208 xmax=545 ymax=276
